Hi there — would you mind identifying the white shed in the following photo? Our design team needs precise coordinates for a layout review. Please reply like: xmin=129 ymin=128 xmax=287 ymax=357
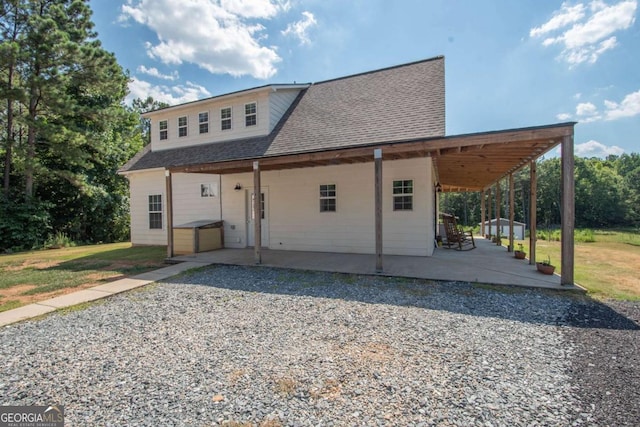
xmin=480 ymin=218 xmax=526 ymax=240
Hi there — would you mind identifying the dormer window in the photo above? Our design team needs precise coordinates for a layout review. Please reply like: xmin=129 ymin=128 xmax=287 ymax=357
xmin=221 ymin=107 xmax=232 ymax=131
xmin=178 ymin=116 xmax=188 ymax=137
xmin=245 ymin=102 xmax=257 ymax=127
xmin=159 ymin=120 xmax=168 ymax=140
xmin=199 ymin=112 xmax=209 ymax=134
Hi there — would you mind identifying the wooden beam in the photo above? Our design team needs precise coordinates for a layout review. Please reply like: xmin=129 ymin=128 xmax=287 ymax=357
xmin=253 ymin=161 xmax=262 ymax=264
xmin=495 ymin=179 xmax=501 ymax=245
xmin=509 ymin=173 xmax=515 ymax=252
xmin=487 ymin=187 xmax=492 ymax=238
xmin=165 ymin=170 xmax=174 ymax=258
xmin=480 ymin=189 xmax=486 ymax=236
xmin=529 ymin=161 xmax=537 ymax=265
xmin=561 ymin=135 xmax=575 ymax=285
xmin=374 ymin=149 xmax=383 ymax=272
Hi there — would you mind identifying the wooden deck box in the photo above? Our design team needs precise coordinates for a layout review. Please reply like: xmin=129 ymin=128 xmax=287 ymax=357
xmin=173 ymin=220 xmax=224 ymax=255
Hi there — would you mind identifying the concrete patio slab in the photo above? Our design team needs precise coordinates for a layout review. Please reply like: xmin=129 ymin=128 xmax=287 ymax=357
xmin=171 ymin=237 xmax=584 ymax=292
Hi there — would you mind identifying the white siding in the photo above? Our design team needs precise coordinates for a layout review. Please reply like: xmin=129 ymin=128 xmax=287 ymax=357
xmin=150 ymin=92 xmax=271 ymax=152
xmin=172 ymin=173 xmax=222 ymax=226
xmin=128 ymin=171 xmax=223 ymax=246
xmin=127 ymin=170 xmax=168 ymax=246
xmin=220 ymin=158 xmax=435 ymax=256
xmin=268 ymin=89 xmax=301 ymax=132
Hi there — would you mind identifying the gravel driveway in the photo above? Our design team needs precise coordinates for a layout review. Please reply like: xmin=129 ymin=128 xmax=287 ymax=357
xmin=1 ymin=265 xmax=638 ymax=426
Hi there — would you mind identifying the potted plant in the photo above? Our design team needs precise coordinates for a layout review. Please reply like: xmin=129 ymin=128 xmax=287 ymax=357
xmin=536 ymin=255 xmax=555 ymax=275
xmin=514 ymin=243 xmax=526 ymax=259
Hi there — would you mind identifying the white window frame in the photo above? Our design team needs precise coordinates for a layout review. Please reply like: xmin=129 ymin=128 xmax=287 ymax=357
xmin=159 ymin=120 xmax=168 ymax=141
xmin=178 ymin=116 xmax=188 ymax=137
xmin=319 ymin=184 xmax=336 ymax=212
xmin=198 ymin=111 xmax=209 ymax=134
xmin=245 ymin=102 xmax=257 ymax=127
xmin=221 ymin=107 xmax=232 ymax=131
xmin=393 ymin=180 xmax=413 ymax=211
xmin=148 ymin=194 xmax=163 ymax=229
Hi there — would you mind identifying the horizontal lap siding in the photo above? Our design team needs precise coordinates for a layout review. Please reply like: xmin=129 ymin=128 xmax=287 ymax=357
xmin=128 ymin=170 xmax=167 ymax=246
xmin=220 ymin=158 xmax=434 ymax=256
xmin=172 ymin=173 xmax=221 ymax=225
xmin=269 ymin=90 xmax=301 ymax=132
xmin=150 ymin=92 xmax=271 ymax=152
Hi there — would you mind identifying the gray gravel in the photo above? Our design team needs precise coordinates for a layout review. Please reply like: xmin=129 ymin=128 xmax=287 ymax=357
xmin=0 ymin=265 xmax=636 ymax=426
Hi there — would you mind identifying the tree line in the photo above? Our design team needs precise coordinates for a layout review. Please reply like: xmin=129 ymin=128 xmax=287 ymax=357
xmin=441 ymin=153 xmax=640 ymax=230
xmin=0 ymin=0 xmax=163 ymax=251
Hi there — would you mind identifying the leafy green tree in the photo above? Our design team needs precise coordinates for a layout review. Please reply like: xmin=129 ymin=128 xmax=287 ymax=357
xmin=0 ymin=0 xmax=140 ymax=250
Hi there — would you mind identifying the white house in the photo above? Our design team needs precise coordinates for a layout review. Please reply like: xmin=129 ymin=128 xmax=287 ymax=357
xmin=119 ymin=56 xmax=576 ymax=280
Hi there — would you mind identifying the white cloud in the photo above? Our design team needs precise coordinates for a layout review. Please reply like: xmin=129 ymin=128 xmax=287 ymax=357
xmin=575 ymin=139 xmax=625 ymax=157
xmin=576 ymin=101 xmax=598 ymax=115
xmin=604 ymin=89 xmax=640 ymax=119
xmin=137 ymin=65 xmax=179 ymax=81
xmin=531 ymin=0 xmax=637 ymax=65
xmin=574 ymin=92 xmax=582 ymax=99
xmin=572 ymin=101 xmax=602 ymax=122
xmin=530 ymin=3 xmax=586 ymax=37
xmin=556 ymin=112 xmax=572 ymax=120
xmin=126 ymin=78 xmax=212 ymax=106
xmin=281 ymin=11 xmax=317 ymax=45
xmin=120 ymin=0 xmax=287 ymax=79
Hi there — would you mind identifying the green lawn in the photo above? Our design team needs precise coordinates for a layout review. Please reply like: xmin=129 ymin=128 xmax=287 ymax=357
xmin=0 ymin=243 xmax=167 ymax=312
xmin=511 ymin=229 xmax=640 ymax=301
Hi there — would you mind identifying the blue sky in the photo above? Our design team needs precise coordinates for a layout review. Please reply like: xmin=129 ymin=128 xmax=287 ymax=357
xmin=91 ymin=0 xmax=639 ymax=157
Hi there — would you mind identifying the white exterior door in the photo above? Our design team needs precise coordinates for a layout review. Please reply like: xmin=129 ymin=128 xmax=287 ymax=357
xmin=247 ymin=188 xmax=269 ymax=247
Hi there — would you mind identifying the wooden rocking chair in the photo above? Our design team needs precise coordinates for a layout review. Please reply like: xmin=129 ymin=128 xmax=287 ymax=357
xmin=441 ymin=213 xmax=476 ymax=251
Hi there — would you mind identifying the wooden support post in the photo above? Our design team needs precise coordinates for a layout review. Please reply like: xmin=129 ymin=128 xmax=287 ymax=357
xmin=509 ymin=173 xmax=515 ymax=252
xmin=253 ymin=161 xmax=262 ymax=264
xmin=165 ymin=170 xmax=174 ymax=258
xmin=495 ymin=180 xmax=501 ymax=245
xmin=487 ymin=187 xmax=492 ymax=238
xmin=529 ymin=161 xmax=537 ymax=265
xmin=374 ymin=149 xmax=383 ymax=272
xmin=561 ymin=135 xmax=575 ymax=285
xmin=480 ymin=189 xmax=486 ymax=237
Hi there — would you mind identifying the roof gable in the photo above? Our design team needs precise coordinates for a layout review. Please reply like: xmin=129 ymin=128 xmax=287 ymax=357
xmin=121 ymin=56 xmax=446 ymax=173
xmin=265 ymin=56 xmax=445 ymax=156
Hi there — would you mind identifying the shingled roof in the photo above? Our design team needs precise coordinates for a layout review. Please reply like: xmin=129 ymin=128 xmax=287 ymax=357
xmin=120 ymin=56 xmax=445 ymax=173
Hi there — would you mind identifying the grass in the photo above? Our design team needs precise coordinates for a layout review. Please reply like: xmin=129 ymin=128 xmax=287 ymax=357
xmin=0 ymin=242 xmax=167 ymax=312
xmin=513 ymin=229 xmax=640 ymax=301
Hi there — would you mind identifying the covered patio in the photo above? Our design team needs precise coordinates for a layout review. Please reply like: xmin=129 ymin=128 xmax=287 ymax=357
xmin=166 ymin=122 xmax=577 ymax=286
xmin=171 ymin=237 xmax=583 ymax=291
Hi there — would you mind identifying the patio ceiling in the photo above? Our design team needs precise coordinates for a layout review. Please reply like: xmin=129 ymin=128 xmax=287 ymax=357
xmin=170 ymin=123 xmax=575 ymax=192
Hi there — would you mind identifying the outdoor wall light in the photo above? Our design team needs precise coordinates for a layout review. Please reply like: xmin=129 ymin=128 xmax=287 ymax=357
xmin=234 ymin=183 xmax=242 ymax=191
xmin=435 ymin=182 xmax=443 ymax=193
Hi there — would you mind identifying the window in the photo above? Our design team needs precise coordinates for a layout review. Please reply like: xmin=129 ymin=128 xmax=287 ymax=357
xmin=148 ymin=195 xmax=163 ymax=229
xmin=245 ymin=102 xmax=257 ymax=127
xmin=198 ymin=112 xmax=209 ymax=134
xmin=221 ymin=107 xmax=232 ymax=130
xmin=159 ymin=120 xmax=168 ymax=140
xmin=320 ymin=184 xmax=336 ymax=212
xmin=393 ymin=180 xmax=413 ymax=211
xmin=178 ymin=116 xmax=187 ymax=137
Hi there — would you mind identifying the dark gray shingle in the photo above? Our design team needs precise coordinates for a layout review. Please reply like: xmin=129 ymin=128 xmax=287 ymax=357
xmin=120 ymin=56 xmax=445 ymax=173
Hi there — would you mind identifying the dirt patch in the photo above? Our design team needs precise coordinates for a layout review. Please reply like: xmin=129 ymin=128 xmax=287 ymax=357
xmin=0 ymin=281 xmax=101 ymax=308
xmin=0 ymin=260 xmax=163 ymax=311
